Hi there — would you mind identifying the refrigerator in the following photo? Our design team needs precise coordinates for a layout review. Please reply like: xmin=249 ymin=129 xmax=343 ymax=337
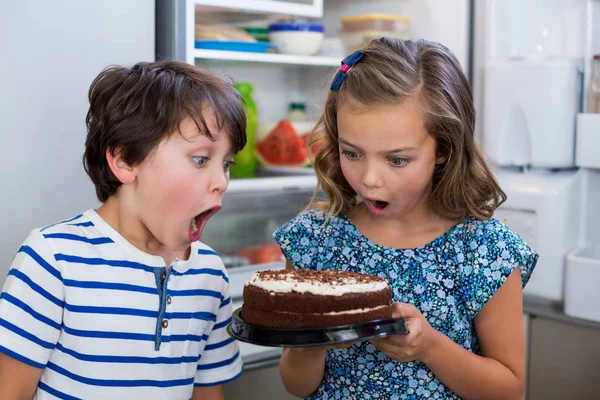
xmin=157 ymin=1 xmax=600 ymax=398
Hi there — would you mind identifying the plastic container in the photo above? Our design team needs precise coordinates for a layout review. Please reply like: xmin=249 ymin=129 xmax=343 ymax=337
xmin=565 ymin=247 xmax=600 ymax=323
xmin=195 ymin=24 xmax=256 ymax=42
xmin=575 ymin=113 xmax=600 ymax=169
xmin=194 ymin=40 xmax=275 ymax=53
xmin=341 ymin=13 xmax=410 ymax=52
xmin=242 ymin=27 xmax=270 ymax=42
xmin=286 ymin=102 xmax=308 ymax=122
xmin=589 ymin=54 xmax=600 ymax=113
xmin=268 ymin=21 xmax=324 ymax=56
xmin=231 ymin=82 xmax=258 ymax=178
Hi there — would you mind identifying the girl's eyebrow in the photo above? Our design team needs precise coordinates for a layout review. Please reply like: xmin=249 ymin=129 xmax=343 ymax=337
xmin=338 ymin=138 xmax=417 ymax=154
xmin=338 ymin=138 xmax=359 ymax=149
xmin=384 ymin=147 xmax=418 ymax=154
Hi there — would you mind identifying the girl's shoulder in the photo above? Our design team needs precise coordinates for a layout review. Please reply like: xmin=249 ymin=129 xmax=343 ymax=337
xmin=272 ymin=209 xmax=350 ymax=270
xmin=456 ymin=216 xmax=531 ymax=253
xmin=452 ymin=216 xmax=539 ymax=315
xmin=274 ymin=208 xmax=348 ymax=237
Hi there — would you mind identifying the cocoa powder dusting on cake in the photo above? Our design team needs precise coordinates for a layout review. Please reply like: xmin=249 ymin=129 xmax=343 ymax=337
xmin=256 ymin=268 xmax=385 ymax=286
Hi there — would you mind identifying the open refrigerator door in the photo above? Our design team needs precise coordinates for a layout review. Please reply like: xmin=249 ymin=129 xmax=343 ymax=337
xmin=475 ymin=0 xmax=600 ymax=320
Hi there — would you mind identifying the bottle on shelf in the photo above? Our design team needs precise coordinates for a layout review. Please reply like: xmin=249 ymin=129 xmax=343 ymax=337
xmin=589 ymin=54 xmax=600 ymax=114
xmin=231 ymin=82 xmax=258 ymax=178
xmin=286 ymin=102 xmax=308 ymax=122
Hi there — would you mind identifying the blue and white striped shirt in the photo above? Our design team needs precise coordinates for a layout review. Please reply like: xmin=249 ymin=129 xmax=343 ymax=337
xmin=0 ymin=209 xmax=242 ymax=399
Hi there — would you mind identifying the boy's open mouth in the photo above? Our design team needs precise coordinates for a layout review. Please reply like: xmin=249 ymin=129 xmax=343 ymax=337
xmin=189 ymin=205 xmax=222 ymax=242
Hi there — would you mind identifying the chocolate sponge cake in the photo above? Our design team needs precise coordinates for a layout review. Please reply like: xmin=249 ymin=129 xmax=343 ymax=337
xmin=241 ymin=269 xmax=393 ymax=329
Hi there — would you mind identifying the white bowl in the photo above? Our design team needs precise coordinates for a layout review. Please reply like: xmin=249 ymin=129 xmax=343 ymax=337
xmin=269 ymin=30 xmax=324 ymax=56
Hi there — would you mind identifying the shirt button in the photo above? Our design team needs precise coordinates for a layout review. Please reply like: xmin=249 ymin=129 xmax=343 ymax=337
xmin=160 ymin=272 xmax=166 ymax=281
xmin=162 ymin=319 xmax=169 ymax=328
xmin=166 ymin=295 xmax=172 ymax=305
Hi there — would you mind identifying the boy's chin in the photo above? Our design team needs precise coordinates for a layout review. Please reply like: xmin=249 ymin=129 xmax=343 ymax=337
xmin=154 ymin=232 xmax=193 ymax=253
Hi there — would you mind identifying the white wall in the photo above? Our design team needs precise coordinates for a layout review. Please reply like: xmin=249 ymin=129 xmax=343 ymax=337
xmin=0 ymin=0 xmax=155 ymax=284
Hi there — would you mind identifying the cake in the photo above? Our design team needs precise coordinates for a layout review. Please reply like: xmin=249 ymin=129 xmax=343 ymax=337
xmin=241 ymin=269 xmax=393 ymax=329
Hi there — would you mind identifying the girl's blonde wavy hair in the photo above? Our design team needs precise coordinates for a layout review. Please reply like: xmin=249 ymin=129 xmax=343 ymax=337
xmin=307 ymin=37 xmax=506 ymax=221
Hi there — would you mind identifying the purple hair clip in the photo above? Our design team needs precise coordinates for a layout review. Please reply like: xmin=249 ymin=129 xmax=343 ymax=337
xmin=330 ymin=50 xmax=365 ymax=91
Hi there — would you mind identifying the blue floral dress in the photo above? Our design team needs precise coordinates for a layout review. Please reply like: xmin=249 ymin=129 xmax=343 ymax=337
xmin=273 ymin=209 xmax=538 ymax=400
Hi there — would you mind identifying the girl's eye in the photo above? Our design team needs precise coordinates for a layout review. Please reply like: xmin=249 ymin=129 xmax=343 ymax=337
xmin=342 ymin=150 xmax=360 ymax=160
xmin=223 ymin=160 xmax=236 ymax=171
xmin=389 ymin=157 xmax=408 ymax=167
xmin=192 ymin=156 xmax=208 ymax=166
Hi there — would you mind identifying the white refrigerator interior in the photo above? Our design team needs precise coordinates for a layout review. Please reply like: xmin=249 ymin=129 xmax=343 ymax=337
xmin=162 ymin=0 xmax=471 ymax=128
xmin=176 ymin=0 xmax=473 ymax=293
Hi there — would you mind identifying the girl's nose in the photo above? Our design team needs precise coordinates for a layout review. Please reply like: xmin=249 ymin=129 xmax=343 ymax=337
xmin=361 ymin=161 xmax=383 ymax=189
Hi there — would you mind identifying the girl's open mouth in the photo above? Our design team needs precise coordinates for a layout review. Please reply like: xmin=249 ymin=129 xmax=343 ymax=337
xmin=189 ymin=205 xmax=222 ymax=242
xmin=365 ymin=199 xmax=389 ymax=217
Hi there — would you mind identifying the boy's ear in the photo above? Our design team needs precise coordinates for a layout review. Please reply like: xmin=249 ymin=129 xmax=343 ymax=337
xmin=106 ymin=148 xmax=136 ymax=185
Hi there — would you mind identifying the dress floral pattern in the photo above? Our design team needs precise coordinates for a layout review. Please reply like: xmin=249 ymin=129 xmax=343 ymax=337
xmin=273 ymin=209 xmax=538 ymax=400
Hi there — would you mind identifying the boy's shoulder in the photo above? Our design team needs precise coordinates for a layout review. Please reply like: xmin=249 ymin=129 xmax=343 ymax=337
xmin=25 ymin=210 xmax=99 ymax=247
xmin=38 ymin=209 xmax=96 ymax=232
xmin=194 ymin=241 xmax=226 ymax=270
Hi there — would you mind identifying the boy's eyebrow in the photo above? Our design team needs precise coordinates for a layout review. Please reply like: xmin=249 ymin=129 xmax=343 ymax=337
xmin=227 ymin=146 xmax=235 ymax=159
xmin=338 ymin=138 xmax=417 ymax=154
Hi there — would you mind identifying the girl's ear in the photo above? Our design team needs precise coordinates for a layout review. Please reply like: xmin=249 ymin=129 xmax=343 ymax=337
xmin=435 ymin=152 xmax=448 ymax=165
xmin=106 ymin=148 xmax=136 ymax=185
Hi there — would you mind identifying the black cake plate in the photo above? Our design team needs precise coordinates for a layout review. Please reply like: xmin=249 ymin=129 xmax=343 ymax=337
xmin=227 ymin=307 xmax=408 ymax=348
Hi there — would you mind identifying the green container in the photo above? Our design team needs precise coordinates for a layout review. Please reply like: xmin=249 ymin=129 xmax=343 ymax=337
xmin=231 ymin=82 xmax=258 ymax=179
xmin=242 ymin=27 xmax=270 ymax=42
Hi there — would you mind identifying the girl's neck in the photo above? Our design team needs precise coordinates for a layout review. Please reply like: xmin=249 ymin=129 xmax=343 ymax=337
xmin=349 ymin=202 xmax=458 ymax=249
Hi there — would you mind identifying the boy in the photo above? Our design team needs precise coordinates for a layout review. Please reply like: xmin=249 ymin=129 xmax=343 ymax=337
xmin=0 ymin=60 xmax=246 ymax=399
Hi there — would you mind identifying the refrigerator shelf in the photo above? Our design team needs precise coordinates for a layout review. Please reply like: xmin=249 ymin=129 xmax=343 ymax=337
xmin=193 ymin=49 xmax=340 ymax=67
xmin=195 ymin=0 xmax=323 ymax=18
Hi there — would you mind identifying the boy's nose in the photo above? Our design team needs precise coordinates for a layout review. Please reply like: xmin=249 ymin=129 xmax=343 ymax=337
xmin=209 ymin=169 xmax=228 ymax=194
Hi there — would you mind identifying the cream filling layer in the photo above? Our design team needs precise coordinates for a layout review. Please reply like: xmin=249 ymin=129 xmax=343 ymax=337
xmin=248 ymin=274 xmax=388 ymax=296
xmin=276 ymin=305 xmax=389 ymax=316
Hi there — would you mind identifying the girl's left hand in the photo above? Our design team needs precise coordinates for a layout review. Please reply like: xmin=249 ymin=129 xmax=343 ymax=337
xmin=369 ymin=302 xmax=441 ymax=363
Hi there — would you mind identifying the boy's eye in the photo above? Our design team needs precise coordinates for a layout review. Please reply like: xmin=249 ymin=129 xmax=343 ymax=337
xmin=342 ymin=150 xmax=360 ymax=160
xmin=223 ymin=160 xmax=236 ymax=171
xmin=192 ymin=156 xmax=208 ymax=166
xmin=389 ymin=157 xmax=408 ymax=167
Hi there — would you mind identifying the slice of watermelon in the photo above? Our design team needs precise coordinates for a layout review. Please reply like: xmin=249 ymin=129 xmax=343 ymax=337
xmin=255 ymin=120 xmax=309 ymax=168
xmin=300 ymin=131 xmax=325 ymax=157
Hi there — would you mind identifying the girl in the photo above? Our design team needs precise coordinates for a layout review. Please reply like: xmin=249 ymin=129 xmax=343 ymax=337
xmin=273 ymin=38 xmax=538 ymax=400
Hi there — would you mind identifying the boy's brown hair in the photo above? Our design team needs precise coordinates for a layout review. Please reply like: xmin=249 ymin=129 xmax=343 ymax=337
xmin=83 ymin=60 xmax=246 ymax=202
xmin=309 ymin=38 xmax=506 ymax=221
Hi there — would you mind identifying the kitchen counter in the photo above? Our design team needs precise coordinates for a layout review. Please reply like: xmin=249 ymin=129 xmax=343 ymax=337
xmin=523 ymin=295 xmax=600 ymax=330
